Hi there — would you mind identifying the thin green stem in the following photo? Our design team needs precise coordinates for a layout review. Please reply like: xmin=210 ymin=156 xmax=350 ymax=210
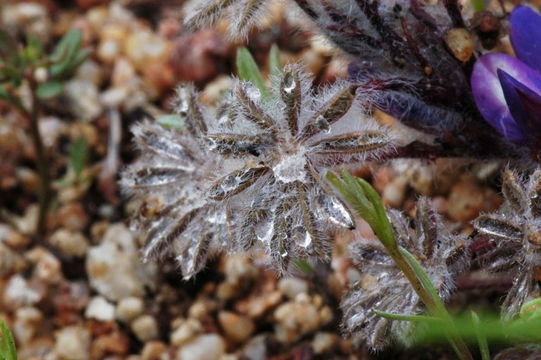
xmin=27 ymin=78 xmax=51 ymax=236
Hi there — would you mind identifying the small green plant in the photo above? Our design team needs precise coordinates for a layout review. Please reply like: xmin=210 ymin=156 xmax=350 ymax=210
xmin=0 ymin=29 xmax=89 ymax=235
xmin=0 ymin=320 xmax=16 ymax=360
xmin=327 ymin=170 xmax=473 ymax=359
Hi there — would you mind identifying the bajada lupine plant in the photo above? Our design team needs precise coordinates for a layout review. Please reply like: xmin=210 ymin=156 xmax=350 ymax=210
xmin=121 ymin=85 xmax=230 ymax=279
xmin=186 ymin=0 xmax=506 ymax=157
xmin=473 ymin=168 xmax=541 ymax=319
xmin=341 ymin=198 xmax=468 ymax=349
xmin=122 ymin=65 xmax=391 ymax=276
xmin=205 ymin=65 xmax=390 ymax=272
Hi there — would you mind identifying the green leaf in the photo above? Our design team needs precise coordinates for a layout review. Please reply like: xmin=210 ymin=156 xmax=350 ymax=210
xmin=470 ymin=0 xmax=485 ymax=12
xmin=399 ymin=246 xmax=448 ymax=317
xmin=293 ymin=258 xmax=314 ymax=275
xmin=356 ymin=178 xmax=396 ymax=250
xmin=36 ymin=82 xmax=63 ymax=99
xmin=0 ymin=320 xmax=17 ymax=360
xmin=471 ymin=311 xmax=490 ymax=360
xmin=236 ymin=47 xmax=269 ymax=98
xmin=519 ymin=298 xmax=541 ymax=320
xmin=69 ymin=136 xmax=88 ymax=178
xmin=51 ymin=29 xmax=82 ymax=63
xmin=49 ymin=30 xmax=87 ymax=79
xmin=374 ymin=310 xmax=441 ymax=323
xmin=157 ymin=114 xmax=185 ymax=130
xmin=26 ymin=34 xmax=44 ymax=59
xmin=269 ymin=44 xmax=282 ymax=79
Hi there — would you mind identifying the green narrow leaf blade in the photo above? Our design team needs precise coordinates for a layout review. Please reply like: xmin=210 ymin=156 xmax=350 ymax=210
xmin=399 ymin=246 xmax=447 ymax=315
xmin=236 ymin=47 xmax=269 ymax=97
xmin=269 ymin=44 xmax=282 ymax=79
xmin=0 ymin=320 xmax=17 ymax=360
xmin=36 ymin=82 xmax=64 ymax=100
xmin=374 ymin=310 xmax=441 ymax=323
xmin=356 ymin=178 xmax=396 ymax=249
xmin=471 ymin=311 xmax=490 ymax=360
xmin=69 ymin=136 xmax=88 ymax=178
xmin=157 ymin=114 xmax=184 ymax=130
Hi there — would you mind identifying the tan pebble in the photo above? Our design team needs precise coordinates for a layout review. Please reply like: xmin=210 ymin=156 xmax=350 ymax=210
xmin=54 ymin=326 xmax=91 ymax=360
xmin=75 ymin=60 xmax=104 ymax=87
xmin=57 ymin=202 xmax=89 ymax=232
xmin=25 ymin=247 xmax=62 ymax=284
xmin=116 ymin=297 xmax=144 ymax=322
xmin=218 ymin=311 xmax=255 ymax=343
xmin=0 ymin=224 xmax=31 ymax=248
xmin=141 ymin=341 xmax=168 ymax=360
xmin=112 ymin=57 xmax=136 ymax=88
xmin=383 ymin=177 xmax=408 ymax=208
xmin=447 ymin=176 xmax=497 ymax=222
xmin=312 ymin=332 xmax=337 ymax=355
xmin=188 ymin=300 xmax=217 ymax=320
xmin=176 ymin=334 xmax=225 ymax=360
xmin=90 ymin=331 xmax=130 ymax=358
xmin=124 ymin=31 xmax=171 ymax=72
xmin=170 ymin=318 xmax=202 ymax=346
xmin=85 ymin=296 xmax=115 ymax=322
xmin=131 ymin=315 xmax=159 ymax=342
xmin=0 ymin=243 xmax=24 ymax=276
xmin=445 ymin=28 xmax=474 ymax=62
xmin=50 ymin=229 xmax=89 ymax=257
xmin=14 ymin=307 xmax=43 ymax=344
xmin=245 ymin=291 xmax=282 ymax=319
xmin=278 ymin=277 xmax=308 ymax=300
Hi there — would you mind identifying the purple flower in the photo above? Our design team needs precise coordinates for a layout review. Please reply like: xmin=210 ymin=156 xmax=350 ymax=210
xmin=471 ymin=6 xmax=541 ymax=145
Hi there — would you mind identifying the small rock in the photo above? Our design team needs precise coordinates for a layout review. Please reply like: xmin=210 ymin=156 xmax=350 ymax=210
xmin=141 ymin=341 xmax=168 ymax=360
xmin=242 ymin=335 xmax=268 ymax=360
xmin=0 ymin=243 xmax=24 ymax=276
xmin=188 ymin=299 xmax=218 ymax=321
xmin=86 ymin=224 xmax=156 ymax=301
xmin=131 ymin=315 xmax=159 ymax=342
xmin=54 ymin=326 xmax=91 ymax=360
xmin=273 ymin=294 xmax=333 ymax=343
xmin=0 ymin=224 xmax=31 ymax=248
xmin=85 ymin=296 xmax=115 ymax=322
xmin=64 ymin=79 xmax=103 ymax=122
xmin=445 ymin=28 xmax=474 ymax=62
xmin=90 ymin=330 xmax=130 ymax=358
xmin=176 ymin=334 xmax=225 ymax=360
xmin=25 ymin=247 xmax=62 ymax=284
xmin=383 ymin=177 xmax=408 ymax=208
xmin=57 ymin=202 xmax=90 ymax=232
xmin=218 ymin=311 xmax=255 ymax=343
xmin=1 ymin=3 xmax=51 ymax=43
xmin=448 ymin=175 xmax=500 ymax=222
xmin=50 ymin=229 xmax=90 ymax=257
xmin=124 ymin=30 xmax=170 ymax=72
xmin=75 ymin=60 xmax=104 ymax=87
xmin=53 ymin=281 xmax=90 ymax=327
xmin=116 ymin=297 xmax=144 ymax=322
xmin=311 ymin=332 xmax=337 ymax=355
xmin=170 ymin=318 xmax=202 ymax=346
xmin=241 ymin=291 xmax=282 ymax=319
xmin=14 ymin=307 xmax=43 ymax=344
xmin=278 ymin=277 xmax=309 ymax=300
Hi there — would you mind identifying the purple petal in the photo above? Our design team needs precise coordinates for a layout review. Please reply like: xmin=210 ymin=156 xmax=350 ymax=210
xmin=510 ymin=6 xmax=541 ymax=73
xmin=498 ymin=69 xmax=541 ymax=140
xmin=471 ymin=53 xmax=541 ymax=142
